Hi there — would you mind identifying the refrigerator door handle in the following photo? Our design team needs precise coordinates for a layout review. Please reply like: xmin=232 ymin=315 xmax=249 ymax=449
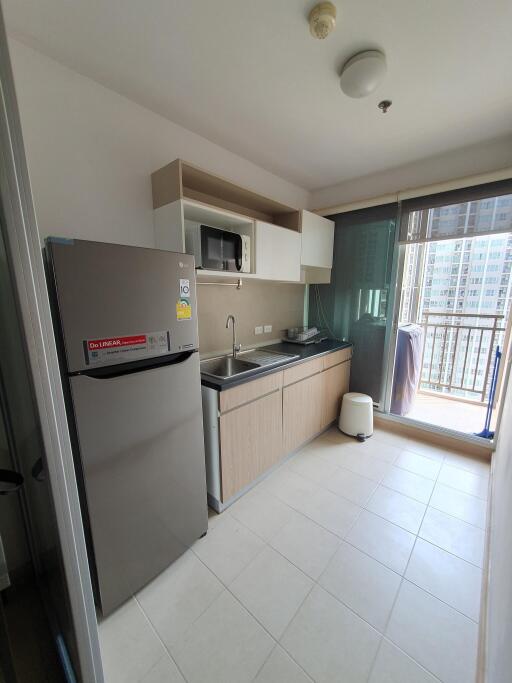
xmin=78 ymin=350 xmax=196 ymax=380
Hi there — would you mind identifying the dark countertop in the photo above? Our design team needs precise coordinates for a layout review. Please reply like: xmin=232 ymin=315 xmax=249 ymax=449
xmin=201 ymin=338 xmax=352 ymax=391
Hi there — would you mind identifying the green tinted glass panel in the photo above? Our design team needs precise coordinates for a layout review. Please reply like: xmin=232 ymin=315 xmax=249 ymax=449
xmin=310 ymin=205 xmax=397 ymax=403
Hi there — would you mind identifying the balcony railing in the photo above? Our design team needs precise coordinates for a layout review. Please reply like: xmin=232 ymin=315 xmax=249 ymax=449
xmin=419 ymin=311 xmax=506 ymax=403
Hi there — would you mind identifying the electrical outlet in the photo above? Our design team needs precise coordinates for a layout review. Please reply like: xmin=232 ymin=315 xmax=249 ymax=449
xmin=255 ymin=326 xmax=263 ymax=335
xmin=264 ymin=325 xmax=272 ymax=333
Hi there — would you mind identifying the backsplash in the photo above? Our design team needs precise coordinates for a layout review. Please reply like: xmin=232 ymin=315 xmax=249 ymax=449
xmin=196 ymin=279 xmax=305 ymax=354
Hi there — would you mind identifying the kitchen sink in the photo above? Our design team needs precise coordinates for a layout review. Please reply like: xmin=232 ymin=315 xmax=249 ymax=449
xmin=238 ymin=349 xmax=299 ymax=366
xmin=200 ymin=348 xmax=300 ymax=380
xmin=200 ymin=355 xmax=260 ymax=379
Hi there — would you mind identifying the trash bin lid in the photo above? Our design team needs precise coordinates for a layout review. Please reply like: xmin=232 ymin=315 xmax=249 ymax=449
xmin=344 ymin=392 xmax=373 ymax=404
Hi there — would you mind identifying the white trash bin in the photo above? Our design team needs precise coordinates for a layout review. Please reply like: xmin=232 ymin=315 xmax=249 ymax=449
xmin=339 ymin=392 xmax=373 ymax=441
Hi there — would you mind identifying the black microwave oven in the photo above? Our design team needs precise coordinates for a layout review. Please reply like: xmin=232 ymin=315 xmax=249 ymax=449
xmin=184 ymin=221 xmax=250 ymax=272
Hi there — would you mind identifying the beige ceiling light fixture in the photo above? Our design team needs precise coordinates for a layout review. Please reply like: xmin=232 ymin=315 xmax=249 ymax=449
xmin=309 ymin=2 xmax=337 ymax=39
xmin=339 ymin=50 xmax=387 ymax=98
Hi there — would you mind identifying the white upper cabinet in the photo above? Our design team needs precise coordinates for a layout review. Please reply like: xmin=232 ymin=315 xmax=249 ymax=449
xmin=255 ymin=221 xmax=301 ymax=282
xmin=300 ymin=211 xmax=334 ymax=269
xmin=152 ymin=160 xmax=336 ymax=283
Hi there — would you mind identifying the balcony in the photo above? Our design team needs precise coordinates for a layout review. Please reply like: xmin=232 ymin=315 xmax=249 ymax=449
xmin=395 ymin=311 xmax=506 ymax=435
xmin=407 ymin=392 xmax=496 ymax=434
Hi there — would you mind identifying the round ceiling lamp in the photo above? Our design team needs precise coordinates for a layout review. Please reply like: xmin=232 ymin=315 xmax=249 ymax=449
xmin=309 ymin=2 xmax=337 ymax=40
xmin=339 ymin=50 xmax=387 ymax=98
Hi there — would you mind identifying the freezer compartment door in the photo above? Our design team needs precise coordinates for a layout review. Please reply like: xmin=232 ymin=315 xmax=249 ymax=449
xmin=46 ymin=239 xmax=198 ymax=373
xmin=70 ymin=352 xmax=207 ymax=616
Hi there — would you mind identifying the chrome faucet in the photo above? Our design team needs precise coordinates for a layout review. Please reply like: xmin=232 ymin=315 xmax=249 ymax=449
xmin=226 ymin=314 xmax=241 ymax=358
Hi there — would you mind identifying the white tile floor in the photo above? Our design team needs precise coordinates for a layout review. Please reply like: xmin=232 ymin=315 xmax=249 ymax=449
xmin=98 ymin=426 xmax=490 ymax=683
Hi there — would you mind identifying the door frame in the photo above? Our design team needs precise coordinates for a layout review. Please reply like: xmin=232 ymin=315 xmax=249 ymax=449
xmin=0 ymin=10 xmax=103 ymax=682
xmin=381 ymin=207 xmax=404 ymax=413
xmin=380 ymin=220 xmax=505 ymax=448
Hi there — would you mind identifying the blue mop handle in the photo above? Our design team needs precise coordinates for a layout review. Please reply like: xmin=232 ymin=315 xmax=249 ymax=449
xmin=484 ymin=346 xmax=502 ymax=432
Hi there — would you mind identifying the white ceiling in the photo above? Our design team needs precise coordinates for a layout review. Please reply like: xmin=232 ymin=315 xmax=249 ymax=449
xmin=4 ymin=0 xmax=512 ymax=191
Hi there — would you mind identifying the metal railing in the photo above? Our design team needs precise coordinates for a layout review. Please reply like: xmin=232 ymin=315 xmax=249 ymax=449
xmin=419 ymin=311 xmax=506 ymax=403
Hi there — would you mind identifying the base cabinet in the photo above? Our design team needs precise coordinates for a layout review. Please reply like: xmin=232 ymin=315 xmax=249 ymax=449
xmin=203 ymin=349 xmax=351 ymax=509
xmin=283 ymin=372 xmax=324 ymax=453
xmin=219 ymin=389 xmax=283 ymax=501
xmin=321 ymin=361 xmax=350 ymax=429
xmin=283 ymin=357 xmax=351 ymax=453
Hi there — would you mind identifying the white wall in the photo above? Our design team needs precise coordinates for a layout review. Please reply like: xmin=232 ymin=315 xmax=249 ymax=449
xmin=9 ymin=39 xmax=309 ymax=248
xmin=485 ymin=361 xmax=512 ymax=683
xmin=311 ymin=134 xmax=512 ymax=211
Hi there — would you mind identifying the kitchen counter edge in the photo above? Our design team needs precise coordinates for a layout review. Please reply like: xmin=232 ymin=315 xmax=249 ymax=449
xmin=200 ymin=339 xmax=352 ymax=391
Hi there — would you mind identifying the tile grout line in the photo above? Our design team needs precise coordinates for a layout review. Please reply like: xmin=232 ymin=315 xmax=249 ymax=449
xmin=132 ymin=594 xmax=191 ymax=683
xmin=282 ymin=441 xmax=488 ymax=548
xmin=249 ymin=587 xmax=317 ymax=683
xmin=256 ymin=457 xmax=484 ymax=582
xmin=189 ymin=432 xmax=486 ymax=683
xmin=203 ymin=497 xmax=390 ymax=680
xmin=376 ymin=635 xmax=446 ymax=683
xmin=251 ymin=441 xmax=487 ymax=586
xmin=192 ymin=549 xmax=318 ymax=683
xmin=232 ymin=460 xmax=483 ymax=627
xmin=365 ymin=444 xmax=446 ymax=682
xmin=199 ymin=507 xmax=331 ymax=587
xmin=224 ymin=486 xmax=430 ymax=677
xmin=136 ymin=523 xmax=271 ymax=683
xmin=102 ymin=430 xmax=488 ymax=683
xmin=413 ymin=537 xmax=484 ymax=570
xmin=399 ymin=575 xmax=481 ymax=625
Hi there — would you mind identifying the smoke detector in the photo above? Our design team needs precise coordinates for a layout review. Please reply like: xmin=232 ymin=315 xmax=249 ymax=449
xmin=309 ymin=2 xmax=337 ymax=39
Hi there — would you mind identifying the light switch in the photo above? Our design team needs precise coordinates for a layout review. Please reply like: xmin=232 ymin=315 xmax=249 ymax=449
xmin=255 ymin=326 xmax=263 ymax=335
xmin=264 ymin=325 xmax=272 ymax=333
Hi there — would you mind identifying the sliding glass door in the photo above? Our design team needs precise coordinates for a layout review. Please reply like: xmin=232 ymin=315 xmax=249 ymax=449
xmin=309 ymin=204 xmax=398 ymax=407
xmin=386 ymin=180 xmax=512 ymax=438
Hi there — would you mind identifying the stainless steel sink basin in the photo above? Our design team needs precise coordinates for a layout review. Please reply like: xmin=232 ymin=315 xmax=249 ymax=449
xmin=200 ymin=355 xmax=260 ymax=379
xmin=200 ymin=348 xmax=300 ymax=380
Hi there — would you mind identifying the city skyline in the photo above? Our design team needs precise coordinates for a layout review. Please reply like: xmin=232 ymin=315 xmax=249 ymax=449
xmin=400 ymin=195 xmax=512 ymax=403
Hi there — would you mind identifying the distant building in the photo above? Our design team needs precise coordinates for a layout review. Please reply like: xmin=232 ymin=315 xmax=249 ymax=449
xmin=400 ymin=195 xmax=512 ymax=401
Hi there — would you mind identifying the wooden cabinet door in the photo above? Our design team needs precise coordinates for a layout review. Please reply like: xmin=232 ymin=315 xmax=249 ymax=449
xmin=283 ymin=372 xmax=324 ymax=454
xmin=255 ymin=220 xmax=301 ymax=282
xmin=321 ymin=361 xmax=350 ymax=429
xmin=219 ymin=390 xmax=282 ymax=501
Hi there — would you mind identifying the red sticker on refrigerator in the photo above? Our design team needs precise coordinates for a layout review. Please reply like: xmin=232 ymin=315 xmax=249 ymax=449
xmin=84 ymin=331 xmax=170 ymax=364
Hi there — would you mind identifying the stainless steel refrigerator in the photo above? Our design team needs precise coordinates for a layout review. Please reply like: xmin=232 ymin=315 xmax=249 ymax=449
xmin=45 ymin=238 xmax=208 ymax=616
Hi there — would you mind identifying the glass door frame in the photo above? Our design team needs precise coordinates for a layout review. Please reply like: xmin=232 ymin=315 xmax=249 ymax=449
xmin=0 ymin=8 xmax=103 ymax=681
xmin=380 ymin=213 xmax=506 ymax=449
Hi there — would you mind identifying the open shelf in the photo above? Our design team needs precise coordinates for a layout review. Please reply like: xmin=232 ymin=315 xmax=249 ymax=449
xmin=152 ymin=159 xmax=301 ymax=231
xmin=182 ymin=198 xmax=253 ymax=232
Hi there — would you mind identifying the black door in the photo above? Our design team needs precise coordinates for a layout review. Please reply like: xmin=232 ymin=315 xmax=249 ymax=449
xmin=0 ymin=205 xmax=72 ymax=681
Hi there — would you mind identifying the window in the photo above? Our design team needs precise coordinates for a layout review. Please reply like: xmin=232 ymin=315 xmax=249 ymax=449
xmin=401 ymin=183 xmax=512 ymax=243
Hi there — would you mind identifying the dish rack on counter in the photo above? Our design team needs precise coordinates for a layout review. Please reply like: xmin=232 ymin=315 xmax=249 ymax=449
xmin=282 ymin=327 xmax=328 ymax=345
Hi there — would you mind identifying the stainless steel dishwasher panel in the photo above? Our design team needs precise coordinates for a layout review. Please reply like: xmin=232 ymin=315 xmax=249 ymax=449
xmin=70 ymin=352 xmax=207 ymax=615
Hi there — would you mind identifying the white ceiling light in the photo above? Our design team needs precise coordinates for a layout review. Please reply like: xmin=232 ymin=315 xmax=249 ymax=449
xmin=339 ymin=50 xmax=387 ymax=98
xmin=309 ymin=2 xmax=337 ymax=40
